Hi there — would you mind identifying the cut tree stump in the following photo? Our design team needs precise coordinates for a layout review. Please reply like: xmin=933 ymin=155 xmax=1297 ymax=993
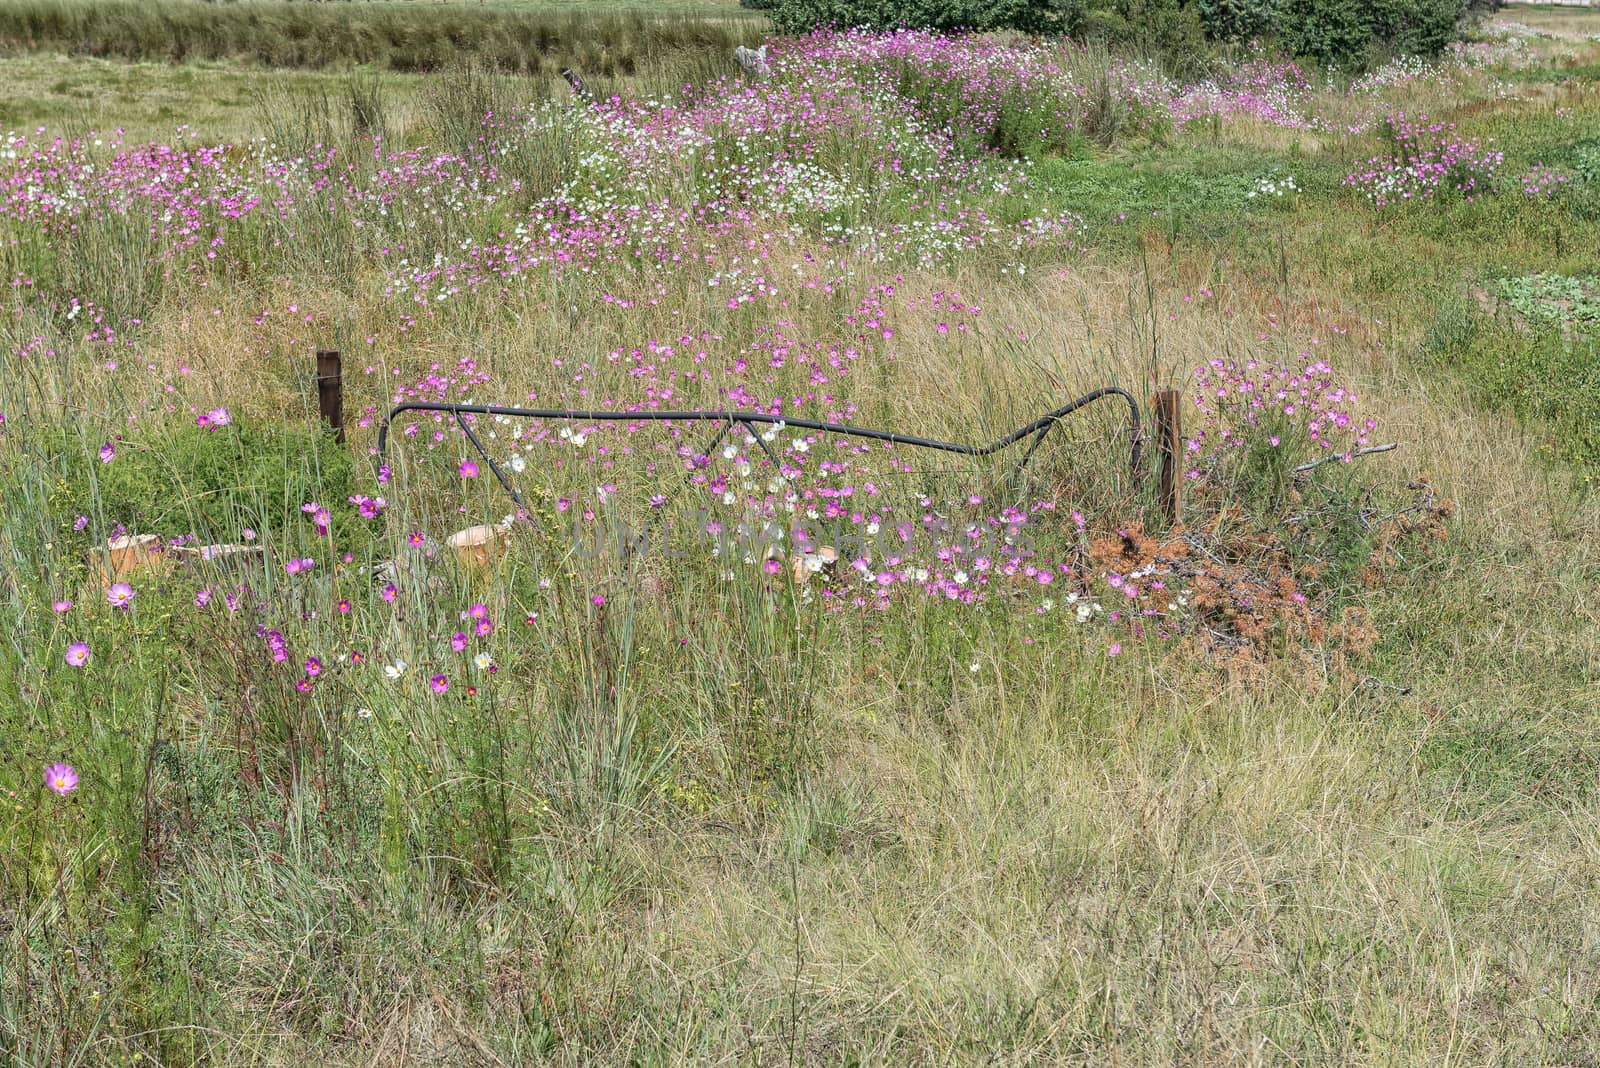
xmin=92 ymin=534 xmax=167 ymax=589
xmin=447 ymin=524 xmax=509 ymax=572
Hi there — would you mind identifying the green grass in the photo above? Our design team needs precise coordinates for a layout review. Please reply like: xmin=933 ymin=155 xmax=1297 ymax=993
xmin=0 ymin=0 xmax=761 ymax=75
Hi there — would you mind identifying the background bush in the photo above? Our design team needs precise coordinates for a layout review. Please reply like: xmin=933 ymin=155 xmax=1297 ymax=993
xmin=770 ymin=0 xmax=1471 ymax=72
xmin=767 ymin=0 xmax=1081 ymax=34
xmin=1276 ymin=0 xmax=1468 ymax=70
xmin=1080 ymin=0 xmax=1210 ymax=77
xmin=1194 ymin=0 xmax=1282 ymax=43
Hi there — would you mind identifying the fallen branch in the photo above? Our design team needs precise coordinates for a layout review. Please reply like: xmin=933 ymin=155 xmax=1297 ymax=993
xmin=1293 ymin=442 xmax=1398 ymax=477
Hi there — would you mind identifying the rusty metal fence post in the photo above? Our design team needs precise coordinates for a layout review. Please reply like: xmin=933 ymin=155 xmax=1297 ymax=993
xmin=316 ymin=350 xmax=344 ymax=443
xmin=1154 ymin=389 xmax=1181 ymax=525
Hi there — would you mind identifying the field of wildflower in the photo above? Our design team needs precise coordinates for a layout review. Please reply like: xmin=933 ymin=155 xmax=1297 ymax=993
xmin=3 ymin=5 xmax=1600 ymax=1064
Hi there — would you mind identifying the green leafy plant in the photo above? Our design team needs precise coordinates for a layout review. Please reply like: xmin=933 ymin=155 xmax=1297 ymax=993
xmin=39 ymin=417 xmax=372 ymax=553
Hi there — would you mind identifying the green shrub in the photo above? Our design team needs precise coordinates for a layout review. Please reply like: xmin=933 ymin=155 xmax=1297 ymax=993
xmin=1278 ymin=0 xmax=1467 ymax=70
xmin=1574 ymin=140 xmax=1600 ymax=185
xmin=768 ymin=0 xmax=1078 ymax=34
xmin=40 ymin=417 xmax=374 ymax=555
xmin=1086 ymin=0 xmax=1211 ymax=77
xmin=1195 ymin=0 xmax=1282 ymax=42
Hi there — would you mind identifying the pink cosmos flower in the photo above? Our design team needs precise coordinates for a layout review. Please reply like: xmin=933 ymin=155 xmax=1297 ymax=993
xmin=450 ymin=632 xmax=468 ymax=652
xmin=107 ymin=582 xmax=134 ymax=609
xmin=473 ymin=619 xmax=493 ymax=637
xmin=467 ymin=603 xmax=488 ymax=621
xmin=380 ymin=583 xmax=397 ymax=602
xmin=429 ymin=674 xmax=449 ymax=694
xmin=45 ymin=763 xmax=79 ymax=795
xmin=52 ymin=600 xmax=72 ymax=613
xmin=65 ymin=642 xmax=90 ymax=667
xmin=459 ymin=460 xmax=479 ymax=479
xmin=99 ymin=442 xmax=115 ymax=463
xmin=305 ymin=657 xmax=322 ymax=677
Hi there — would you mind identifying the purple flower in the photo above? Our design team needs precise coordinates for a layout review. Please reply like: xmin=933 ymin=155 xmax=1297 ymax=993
xmin=459 ymin=460 xmax=479 ymax=479
xmin=302 ymin=502 xmax=331 ymax=535
xmin=45 ymin=762 xmax=79 ymax=796
xmin=73 ymin=515 xmax=89 ymax=531
xmin=429 ymin=673 xmax=449 ymax=694
xmin=195 ymin=588 xmax=212 ymax=607
xmin=52 ymin=599 xmax=72 ymax=614
xmin=65 ymin=642 xmax=90 ymax=667
xmin=450 ymin=631 xmax=468 ymax=652
xmin=107 ymin=582 xmax=134 ymax=609
xmin=285 ymin=558 xmax=314 ymax=576
xmin=207 ymin=406 xmax=231 ymax=428
xmin=305 ymin=657 xmax=323 ymax=677
xmin=350 ymin=494 xmax=386 ymax=519
xmin=380 ymin=583 xmax=397 ymax=603
xmin=99 ymin=442 xmax=115 ymax=464
xmin=467 ymin=603 xmax=488 ymax=621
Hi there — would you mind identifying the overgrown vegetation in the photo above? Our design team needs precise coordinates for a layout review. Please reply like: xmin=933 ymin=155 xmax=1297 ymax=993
xmin=2 ymin=4 xmax=1599 ymax=1064
xmin=0 ymin=0 xmax=751 ymax=75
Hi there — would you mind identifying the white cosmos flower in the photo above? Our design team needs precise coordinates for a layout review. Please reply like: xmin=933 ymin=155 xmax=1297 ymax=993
xmin=722 ymin=444 xmax=737 ymax=459
xmin=384 ymin=660 xmax=407 ymax=679
xmin=356 ymin=707 xmax=374 ymax=719
xmin=792 ymin=438 xmax=809 ymax=453
xmin=571 ymin=433 xmax=587 ymax=446
xmin=474 ymin=653 xmax=493 ymax=670
xmin=509 ymin=455 xmax=526 ymax=473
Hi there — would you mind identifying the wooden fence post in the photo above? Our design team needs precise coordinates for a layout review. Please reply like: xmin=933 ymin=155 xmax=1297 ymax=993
xmin=1154 ymin=389 xmax=1181 ymax=525
xmin=316 ymin=349 xmax=344 ymax=444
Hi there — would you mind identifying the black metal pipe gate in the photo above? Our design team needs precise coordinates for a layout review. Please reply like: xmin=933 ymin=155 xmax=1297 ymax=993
xmin=376 ymin=388 xmax=1144 ymax=518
